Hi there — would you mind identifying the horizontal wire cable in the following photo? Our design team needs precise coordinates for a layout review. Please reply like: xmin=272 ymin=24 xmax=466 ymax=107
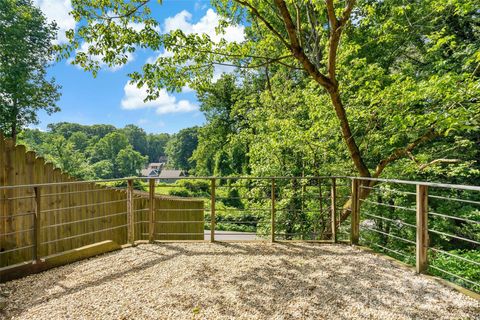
xmin=428 ymin=229 xmax=480 ymax=245
xmin=41 ymin=211 xmax=128 ymax=229
xmin=0 ymin=195 xmax=36 ymax=201
xmin=359 ymin=236 xmax=412 ymax=259
xmin=428 ymin=194 xmax=480 ymax=206
xmin=360 ymin=199 xmax=416 ymax=212
xmin=156 ymin=208 xmax=206 ymax=212
xmin=428 ymin=211 xmax=480 ymax=225
xmin=0 ymin=244 xmax=34 ymax=254
xmin=362 ymin=212 xmax=416 ymax=228
xmin=155 ymin=220 xmax=205 ymax=224
xmin=41 ymin=199 xmax=127 ymax=213
xmin=428 ymin=265 xmax=480 ymax=288
xmin=40 ymin=188 xmax=115 ymax=198
xmin=147 ymin=232 xmax=205 ymax=236
xmin=0 ymin=212 xmax=34 ymax=219
xmin=429 ymin=247 xmax=480 ymax=267
xmin=360 ymin=185 xmax=416 ymax=196
xmin=362 ymin=226 xmax=416 ymax=244
xmin=1 ymin=228 xmax=34 ymax=237
xmin=41 ymin=224 xmax=128 ymax=245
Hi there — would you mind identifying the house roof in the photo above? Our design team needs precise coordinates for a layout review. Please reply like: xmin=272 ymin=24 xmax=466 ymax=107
xmin=148 ymin=163 xmax=163 ymax=167
xmin=141 ymin=168 xmax=159 ymax=177
xmin=158 ymin=169 xmax=184 ymax=179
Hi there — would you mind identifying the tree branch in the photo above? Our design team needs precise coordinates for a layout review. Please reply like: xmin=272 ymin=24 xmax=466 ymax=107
xmin=326 ymin=0 xmax=356 ymax=81
xmin=373 ymin=128 xmax=439 ymax=178
xmin=273 ymin=0 xmax=332 ymax=89
xmin=418 ymin=158 xmax=461 ymax=171
xmin=234 ymin=0 xmax=291 ymax=49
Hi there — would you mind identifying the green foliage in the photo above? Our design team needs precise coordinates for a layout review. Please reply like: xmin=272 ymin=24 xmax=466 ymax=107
xmin=165 ymin=127 xmax=199 ymax=171
xmin=168 ymin=188 xmax=191 ymax=197
xmin=430 ymin=250 xmax=480 ymax=291
xmin=107 ymin=179 xmax=147 ymax=191
xmin=121 ymin=124 xmax=148 ymax=156
xmin=92 ymin=160 xmax=114 ymax=179
xmin=92 ymin=131 xmax=129 ymax=163
xmin=18 ymin=123 xmax=169 ymax=179
xmin=115 ymin=145 xmax=147 ymax=177
xmin=0 ymin=0 xmax=61 ymax=140
xmin=146 ymin=133 xmax=170 ymax=162
xmin=176 ymin=179 xmax=210 ymax=196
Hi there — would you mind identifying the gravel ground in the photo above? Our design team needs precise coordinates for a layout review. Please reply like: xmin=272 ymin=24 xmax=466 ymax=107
xmin=0 ymin=243 xmax=478 ymax=320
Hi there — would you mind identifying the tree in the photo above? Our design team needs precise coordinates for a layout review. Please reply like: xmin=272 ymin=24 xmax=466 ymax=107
xmin=165 ymin=127 xmax=199 ymax=171
xmin=146 ymin=133 xmax=170 ymax=162
xmin=63 ymin=0 xmax=478 ymax=180
xmin=69 ymin=131 xmax=90 ymax=152
xmin=92 ymin=160 xmax=114 ymax=179
xmin=191 ymin=74 xmax=248 ymax=176
xmin=91 ymin=131 xmax=129 ymax=163
xmin=115 ymin=146 xmax=147 ymax=177
xmin=122 ymin=124 xmax=148 ymax=155
xmin=0 ymin=0 xmax=61 ymax=141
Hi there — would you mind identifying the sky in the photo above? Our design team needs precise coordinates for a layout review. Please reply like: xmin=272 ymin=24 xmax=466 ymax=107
xmin=32 ymin=0 xmax=245 ymax=134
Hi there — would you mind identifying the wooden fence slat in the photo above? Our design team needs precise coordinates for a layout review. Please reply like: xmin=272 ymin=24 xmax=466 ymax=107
xmin=149 ymin=179 xmax=155 ymax=243
xmin=127 ymin=179 xmax=134 ymax=245
xmin=33 ymin=187 xmax=41 ymax=262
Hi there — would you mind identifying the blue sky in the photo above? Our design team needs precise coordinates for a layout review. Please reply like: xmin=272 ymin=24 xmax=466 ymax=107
xmin=33 ymin=0 xmax=244 ymax=134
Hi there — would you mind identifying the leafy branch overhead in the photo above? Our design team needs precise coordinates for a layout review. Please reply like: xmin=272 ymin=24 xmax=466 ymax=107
xmin=61 ymin=0 xmax=479 ymax=182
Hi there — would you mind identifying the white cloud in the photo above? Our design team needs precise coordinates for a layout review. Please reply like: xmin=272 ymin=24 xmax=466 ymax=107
xmin=121 ymin=82 xmax=198 ymax=114
xmin=33 ymin=0 xmax=76 ymax=44
xmin=164 ymin=9 xmax=244 ymax=43
xmin=144 ymin=9 xmax=244 ymax=92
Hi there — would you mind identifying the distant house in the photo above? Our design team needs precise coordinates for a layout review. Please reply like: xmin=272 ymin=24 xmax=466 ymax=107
xmin=158 ymin=169 xmax=185 ymax=182
xmin=141 ymin=162 xmax=164 ymax=177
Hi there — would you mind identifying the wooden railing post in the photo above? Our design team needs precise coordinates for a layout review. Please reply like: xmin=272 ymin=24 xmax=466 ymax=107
xmin=148 ymin=178 xmax=155 ymax=243
xmin=350 ymin=178 xmax=360 ymax=245
xmin=416 ymin=184 xmax=429 ymax=273
xmin=271 ymin=178 xmax=276 ymax=243
xmin=127 ymin=179 xmax=134 ymax=245
xmin=210 ymin=178 xmax=216 ymax=242
xmin=33 ymin=186 xmax=41 ymax=263
xmin=331 ymin=178 xmax=337 ymax=243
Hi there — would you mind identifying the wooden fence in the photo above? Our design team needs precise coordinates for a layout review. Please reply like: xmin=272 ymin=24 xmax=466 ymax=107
xmin=0 ymin=135 xmax=204 ymax=268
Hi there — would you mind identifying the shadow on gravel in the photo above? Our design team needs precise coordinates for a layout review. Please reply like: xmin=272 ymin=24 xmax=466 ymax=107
xmin=2 ymin=243 xmax=479 ymax=319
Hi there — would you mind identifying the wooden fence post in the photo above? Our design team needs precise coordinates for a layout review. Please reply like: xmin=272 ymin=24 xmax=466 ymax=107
xmin=271 ymin=178 xmax=276 ymax=243
xmin=331 ymin=178 xmax=337 ymax=243
xmin=149 ymin=178 xmax=155 ymax=243
xmin=350 ymin=179 xmax=360 ymax=245
xmin=416 ymin=184 xmax=429 ymax=273
xmin=210 ymin=178 xmax=216 ymax=242
xmin=127 ymin=179 xmax=134 ymax=245
xmin=33 ymin=186 xmax=41 ymax=263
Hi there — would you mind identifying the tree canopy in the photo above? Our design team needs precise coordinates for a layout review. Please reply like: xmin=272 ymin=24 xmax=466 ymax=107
xmin=0 ymin=0 xmax=61 ymax=140
xmin=18 ymin=123 xmax=170 ymax=179
xmin=61 ymin=0 xmax=479 ymax=181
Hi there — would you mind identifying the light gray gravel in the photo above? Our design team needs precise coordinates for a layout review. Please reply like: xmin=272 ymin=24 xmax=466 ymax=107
xmin=1 ymin=243 xmax=479 ymax=319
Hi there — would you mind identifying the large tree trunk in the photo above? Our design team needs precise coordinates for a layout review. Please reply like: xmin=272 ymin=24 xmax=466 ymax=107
xmin=327 ymin=87 xmax=371 ymax=177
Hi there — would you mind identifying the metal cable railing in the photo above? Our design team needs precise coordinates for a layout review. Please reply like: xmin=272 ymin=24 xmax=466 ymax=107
xmin=1 ymin=175 xmax=478 ymax=294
